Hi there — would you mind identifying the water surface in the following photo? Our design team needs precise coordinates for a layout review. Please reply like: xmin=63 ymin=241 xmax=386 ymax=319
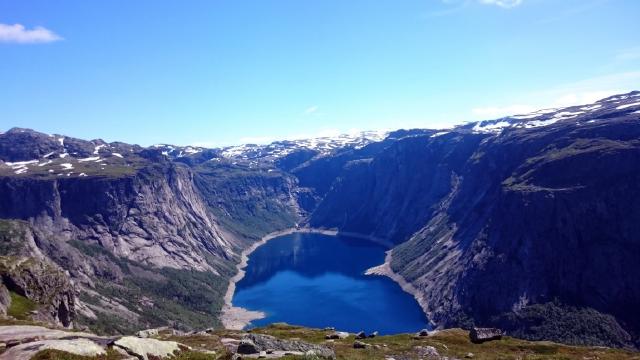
xmin=233 ymin=232 xmax=429 ymax=334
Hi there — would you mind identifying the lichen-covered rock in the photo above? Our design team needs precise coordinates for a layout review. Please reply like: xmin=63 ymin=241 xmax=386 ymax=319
xmin=0 ymin=338 xmax=105 ymax=360
xmin=242 ymin=333 xmax=335 ymax=358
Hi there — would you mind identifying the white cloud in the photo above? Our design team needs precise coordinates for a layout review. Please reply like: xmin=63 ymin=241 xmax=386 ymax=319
xmin=479 ymin=0 xmax=523 ymax=8
xmin=0 ymin=23 xmax=62 ymax=44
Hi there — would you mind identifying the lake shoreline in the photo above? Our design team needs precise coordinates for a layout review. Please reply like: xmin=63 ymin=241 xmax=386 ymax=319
xmin=365 ymin=250 xmax=433 ymax=327
xmin=220 ymin=227 xmax=418 ymax=330
xmin=220 ymin=227 xmax=339 ymax=330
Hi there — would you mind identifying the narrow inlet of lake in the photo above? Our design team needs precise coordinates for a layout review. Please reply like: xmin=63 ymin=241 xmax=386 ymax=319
xmin=232 ymin=232 xmax=430 ymax=334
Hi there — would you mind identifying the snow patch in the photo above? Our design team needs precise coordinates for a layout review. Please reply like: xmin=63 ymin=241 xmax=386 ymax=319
xmin=78 ymin=156 xmax=100 ymax=162
xmin=93 ymin=144 xmax=106 ymax=154
xmin=111 ymin=153 xmax=123 ymax=158
xmin=430 ymin=131 xmax=450 ymax=138
xmin=473 ymin=121 xmax=511 ymax=133
xmin=580 ymin=104 xmax=602 ymax=111
xmin=616 ymin=101 xmax=640 ymax=110
xmin=60 ymin=163 xmax=74 ymax=170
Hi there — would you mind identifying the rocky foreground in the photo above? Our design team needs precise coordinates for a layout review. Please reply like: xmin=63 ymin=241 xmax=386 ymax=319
xmin=0 ymin=322 xmax=637 ymax=359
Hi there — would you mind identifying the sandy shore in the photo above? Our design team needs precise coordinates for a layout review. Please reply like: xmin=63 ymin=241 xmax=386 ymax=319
xmin=365 ymin=250 xmax=431 ymax=320
xmin=220 ymin=227 xmax=339 ymax=330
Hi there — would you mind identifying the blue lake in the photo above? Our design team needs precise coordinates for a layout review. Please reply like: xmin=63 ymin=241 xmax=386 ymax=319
xmin=232 ymin=232 xmax=430 ymax=334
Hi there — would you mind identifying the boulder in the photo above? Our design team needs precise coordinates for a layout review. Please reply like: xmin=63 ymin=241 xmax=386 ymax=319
xmin=368 ymin=331 xmax=378 ymax=338
xmin=469 ymin=327 xmax=503 ymax=343
xmin=414 ymin=345 xmax=440 ymax=358
xmin=417 ymin=329 xmax=430 ymax=337
xmin=113 ymin=336 xmax=186 ymax=360
xmin=237 ymin=339 xmax=259 ymax=354
xmin=0 ymin=338 xmax=105 ymax=360
xmin=355 ymin=331 xmax=366 ymax=339
xmin=353 ymin=340 xmax=370 ymax=349
xmin=241 ymin=333 xmax=335 ymax=358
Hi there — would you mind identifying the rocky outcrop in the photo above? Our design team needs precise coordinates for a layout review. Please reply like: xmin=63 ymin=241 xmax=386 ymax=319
xmin=238 ymin=333 xmax=335 ymax=358
xmin=113 ymin=336 xmax=186 ymax=360
xmin=0 ymin=257 xmax=75 ymax=327
xmin=469 ymin=328 xmax=503 ymax=343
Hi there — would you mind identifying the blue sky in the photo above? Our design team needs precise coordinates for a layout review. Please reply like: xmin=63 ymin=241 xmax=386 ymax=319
xmin=1 ymin=0 xmax=639 ymax=146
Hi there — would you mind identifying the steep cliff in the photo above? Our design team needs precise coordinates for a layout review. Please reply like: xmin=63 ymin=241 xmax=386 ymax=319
xmin=0 ymin=136 xmax=243 ymax=333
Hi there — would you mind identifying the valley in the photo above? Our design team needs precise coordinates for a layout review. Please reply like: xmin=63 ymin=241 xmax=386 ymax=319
xmin=0 ymin=91 xmax=640 ymax=357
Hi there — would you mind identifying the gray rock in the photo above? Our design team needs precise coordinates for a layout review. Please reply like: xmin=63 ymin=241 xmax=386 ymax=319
xmin=242 ymin=333 xmax=335 ymax=358
xmin=0 ymin=338 xmax=105 ymax=360
xmin=237 ymin=339 xmax=259 ymax=354
xmin=353 ymin=340 xmax=370 ymax=349
xmin=417 ymin=329 xmax=430 ymax=337
xmin=415 ymin=345 xmax=440 ymax=358
xmin=355 ymin=331 xmax=366 ymax=339
xmin=469 ymin=327 xmax=503 ymax=343
xmin=368 ymin=331 xmax=378 ymax=338
xmin=113 ymin=336 xmax=186 ymax=360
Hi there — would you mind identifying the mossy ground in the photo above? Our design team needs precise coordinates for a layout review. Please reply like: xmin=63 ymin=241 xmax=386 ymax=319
xmin=15 ymin=323 xmax=640 ymax=359
xmin=7 ymin=291 xmax=38 ymax=320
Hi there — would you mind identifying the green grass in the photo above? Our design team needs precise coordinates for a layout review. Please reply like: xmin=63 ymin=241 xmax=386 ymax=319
xmin=7 ymin=291 xmax=38 ymax=320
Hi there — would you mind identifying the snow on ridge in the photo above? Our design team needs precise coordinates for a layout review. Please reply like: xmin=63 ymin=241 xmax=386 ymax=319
xmin=60 ymin=163 xmax=73 ymax=170
xmin=5 ymin=159 xmax=39 ymax=168
xmin=616 ymin=101 xmax=640 ymax=110
xmin=430 ymin=131 xmax=450 ymax=138
xmin=220 ymin=130 xmax=389 ymax=159
xmin=78 ymin=156 xmax=100 ymax=162
xmin=112 ymin=153 xmax=123 ymax=158
xmin=473 ymin=121 xmax=511 ymax=133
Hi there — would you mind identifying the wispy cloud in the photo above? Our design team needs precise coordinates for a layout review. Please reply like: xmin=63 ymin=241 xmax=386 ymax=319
xmin=478 ymin=0 xmax=523 ymax=8
xmin=304 ymin=105 xmax=319 ymax=115
xmin=426 ymin=0 xmax=522 ymax=18
xmin=0 ymin=23 xmax=62 ymax=44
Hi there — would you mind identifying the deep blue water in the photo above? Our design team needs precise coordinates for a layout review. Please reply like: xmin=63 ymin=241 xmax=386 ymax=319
xmin=232 ymin=232 xmax=430 ymax=334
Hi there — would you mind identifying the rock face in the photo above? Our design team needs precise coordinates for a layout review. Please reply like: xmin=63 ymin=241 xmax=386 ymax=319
xmin=469 ymin=328 xmax=503 ymax=343
xmin=0 ymin=220 xmax=75 ymax=327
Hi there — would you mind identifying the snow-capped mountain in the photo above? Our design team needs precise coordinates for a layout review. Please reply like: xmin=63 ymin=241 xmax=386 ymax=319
xmin=457 ymin=91 xmax=640 ymax=134
xmin=218 ymin=130 xmax=389 ymax=161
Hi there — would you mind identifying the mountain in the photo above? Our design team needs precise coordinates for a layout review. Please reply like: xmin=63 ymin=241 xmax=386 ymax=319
xmin=0 ymin=92 xmax=639 ymax=349
xmin=310 ymin=91 xmax=640 ymax=348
